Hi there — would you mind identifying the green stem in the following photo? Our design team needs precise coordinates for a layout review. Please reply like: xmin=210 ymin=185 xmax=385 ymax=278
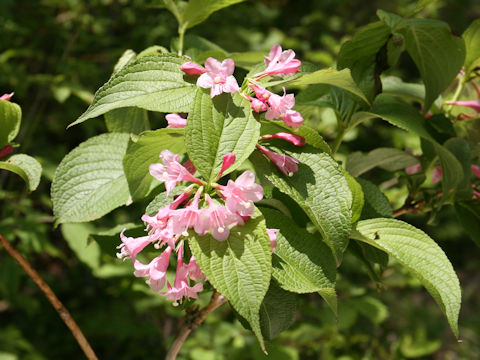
xmin=445 ymin=76 xmax=466 ymax=115
xmin=178 ymin=26 xmax=185 ymax=56
xmin=331 ymin=128 xmax=346 ymax=155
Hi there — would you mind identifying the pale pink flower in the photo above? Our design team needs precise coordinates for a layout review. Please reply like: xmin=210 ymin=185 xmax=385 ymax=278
xmin=133 ymin=246 xmax=172 ymax=292
xmin=166 ymin=113 xmax=187 ymax=128
xmin=471 ymin=164 xmax=480 ymax=179
xmin=249 ymin=84 xmax=272 ymax=103
xmin=220 ymin=171 xmax=264 ymax=217
xmin=267 ymin=228 xmax=279 ymax=252
xmin=186 ymin=256 xmax=204 ymax=282
xmin=116 ymin=229 xmax=151 ymax=263
xmin=282 ymin=110 xmax=304 ymax=128
xmin=406 ymin=163 xmax=422 ymax=175
xmin=264 ymin=44 xmax=301 ymax=76
xmin=257 ymin=145 xmax=299 ymax=177
xmin=250 ymin=97 xmax=269 ymax=113
xmin=260 ymin=132 xmax=306 ymax=146
xmin=197 ymin=58 xmax=239 ymax=97
xmin=217 ymin=153 xmax=236 ymax=179
xmin=0 ymin=92 xmax=14 ymax=101
xmin=201 ymin=194 xmax=241 ymax=241
xmin=180 ymin=61 xmax=207 ymax=75
xmin=265 ymin=90 xmax=295 ymax=120
xmin=149 ymin=150 xmax=202 ymax=196
xmin=168 ymin=189 xmax=203 ymax=236
xmin=432 ymin=166 xmax=442 ymax=184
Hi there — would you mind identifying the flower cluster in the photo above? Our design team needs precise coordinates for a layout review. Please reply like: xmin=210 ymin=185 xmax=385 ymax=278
xmin=117 ymin=150 xmax=264 ymax=305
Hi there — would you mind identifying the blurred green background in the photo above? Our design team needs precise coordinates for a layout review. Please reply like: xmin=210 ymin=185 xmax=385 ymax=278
xmin=1 ymin=0 xmax=479 ymax=359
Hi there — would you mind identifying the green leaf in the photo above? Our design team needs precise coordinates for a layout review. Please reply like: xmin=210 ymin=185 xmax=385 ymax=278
xmin=61 ymin=223 xmax=101 ymax=270
xmin=455 ymin=201 xmax=480 ymax=246
xmin=353 ymin=218 xmax=461 ymax=336
xmin=0 ymin=100 xmax=21 ymax=147
xmin=188 ymin=208 xmax=271 ymax=350
xmin=462 ymin=19 xmax=480 ymax=74
xmin=346 ymin=147 xmax=419 ymax=177
xmin=276 ymin=68 xmax=369 ymax=104
xmin=397 ymin=18 xmax=466 ymax=111
xmin=337 ymin=21 xmax=391 ymax=103
xmin=181 ymin=0 xmax=246 ymax=30
xmin=105 ymin=107 xmax=150 ymax=134
xmin=261 ymin=208 xmax=337 ymax=312
xmin=70 ymin=54 xmax=196 ymax=127
xmin=52 ymin=133 xmax=130 ymax=224
xmin=123 ymin=129 xmax=185 ymax=200
xmin=0 ymin=154 xmax=42 ymax=191
xmin=260 ymin=281 xmax=296 ymax=340
xmin=257 ymin=145 xmax=353 ymax=265
xmin=185 ymin=90 xmax=260 ymax=182
xmin=444 ymin=137 xmax=471 ymax=200
xmin=356 ymin=178 xmax=393 ymax=219
xmin=344 ymin=170 xmax=364 ymax=224
xmin=433 ymin=142 xmax=464 ymax=198
xmin=112 ymin=49 xmax=137 ymax=75
xmin=382 ymin=76 xmax=425 ymax=103
xmin=346 ymin=296 xmax=388 ymax=324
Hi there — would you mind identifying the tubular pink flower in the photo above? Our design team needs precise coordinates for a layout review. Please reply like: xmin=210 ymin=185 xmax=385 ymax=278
xmin=166 ymin=113 xmax=187 ymax=128
xmin=0 ymin=92 xmax=14 ymax=101
xmin=217 ymin=153 xmax=236 ymax=179
xmin=251 ymin=98 xmax=269 ymax=113
xmin=264 ymin=44 xmax=301 ymax=76
xmin=0 ymin=145 xmax=13 ymax=159
xmin=201 ymin=194 xmax=241 ymax=241
xmin=281 ymin=110 xmax=304 ymax=129
xmin=406 ymin=163 xmax=422 ymax=175
xmin=169 ymin=189 xmax=203 ymax=236
xmin=267 ymin=228 xmax=279 ymax=252
xmin=133 ymin=246 xmax=172 ymax=292
xmin=220 ymin=171 xmax=264 ymax=217
xmin=249 ymin=84 xmax=273 ymax=103
xmin=186 ymin=256 xmax=204 ymax=282
xmin=265 ymin=90 xmax=295 ymax=120
xmin=260 ymin=132 xmax=306 ymax=146
xmin=182 ymin=159 xmax=196 ymax=175
xmin=432 ymin=166 xmax=442 ymax=184
xmin=116 ymin=229 xmax=151 ymax=263
xmin=197 ymin=57 xmax=239 ymax=98
xmin=471 ymin=164 xmax=480 ymax=179
xmin=257 ymin=145 xmax=299 ymax=177
xmin=149 ymin=150 xmax=202 ymax=196
xmin=180 ymin=61 xmax=207 ymax=75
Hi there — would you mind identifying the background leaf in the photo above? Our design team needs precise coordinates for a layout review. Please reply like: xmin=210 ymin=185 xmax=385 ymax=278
xmin=104 ymin=107 xmax=150 ymax=134
xmin=52 ymin=133 xmax=130 ymax=224
xmin=0 ymin=100 xmax=21 ymax=147
xmin=0 ymin=154 xmax=42 ymax=191
xmin=356 ymin=178 xmax=393 ymax=219
xmin=181 ymin=0 xmax=246 ymax=30
xmin=462 ymin=18 xmax=480 ymax=74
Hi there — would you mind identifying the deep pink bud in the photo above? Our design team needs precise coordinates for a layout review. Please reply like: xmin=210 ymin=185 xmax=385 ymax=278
xmin=0 ymin=92 xmax=14 ymax=101
xmin=180 ymin=61 xmax=207 ymax=75
xmin=257 ymin=145 xmax=299 ymax=177
xmin=260 ymin=132 xmax=306 ymax=146
xmin=217 ymin=153 xmax=236 ymax=179
xmin=0 ymin=145 xmax=13 ymax=159
xmin=471 ymin=164 xmax=480 ymax=179
xmin=281 ymin=110 xmax=304 ymax=129
xmin=166 ymin=113 xmax=187 ymax=128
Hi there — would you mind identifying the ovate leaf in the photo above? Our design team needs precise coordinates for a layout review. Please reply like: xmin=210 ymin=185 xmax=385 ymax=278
xmin=105 ymin=107 xmax=150 ymax=134
xmin=188 ymin=208 xmax=271 ymax=350
xmin=52 ymin=133 xmax=130 ymax=223
xmin=123 ymin=129 xmax=185 ymax=200
xmin=0 ymin=154 xmax=42 ymax=191
xmin=257 ymin=145 xmax=352 ymax=265
xmin=462 ymin=19 xmax=480 ymax=74
xmin=455 ymin=201 xmax=480 ymax=246
xmin=185 ymin=90 xmax=260 ymax=182
xmin=70 ymin=55 xmax=196 ymax=127
xmin=353 ymin=218 xmax=461 ymax=336
xmin=181 ymin=0 xmax=246 ymax=30
xmin=398 ymin=18 xmax=466 ymax=111
xmin=356 ymin=178 xmax=393 ymax=219
xmin=0 ymin=100 xmax=21 ymax=147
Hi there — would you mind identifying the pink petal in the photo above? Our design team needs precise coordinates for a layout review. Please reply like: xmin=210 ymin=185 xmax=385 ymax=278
xmin=180 ymin=62 xmax=207 ymax=75
xmin=260 ymin=132 xmax=306 ymax=146
xmin=197 ymin=73 xmax=213 ymax=89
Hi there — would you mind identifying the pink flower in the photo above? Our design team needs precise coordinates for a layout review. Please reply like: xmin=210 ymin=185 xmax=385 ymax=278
xmin=264 ymin=45 xmax=301 ymax=76
xmin=116 ymin=229 xmax=151 ymax=263
xmin=267 ymin=228 xmax=279 ymax=252
xmin=217 ymin=153 xmax=236 ymax=180
xmin=169 ymin=189 xmax=204 ymax=236
xmin=186 ymin=256 xmax=204 ymax=282
xmin=197 ymin=58 xmax=239 ymax=98
xmin=149 ymin=150 xmax=202 ymax=196
xmin=220 ymin=171 xmax=264 ymax=217
xmin=406 ymin=163 xmax=422 ymax=175
xmin=250 ymin=97 xmax=269 ymax=113
xmin=201 ymin=194 xmax=241 ymax=241
xmin=249 ymin=84 xmax=272 ymax=103
xmin=166 ymin=113 xmax=187 ymax=128
xmin=0 ymin=92 xmax=14 ymax=101
xmin=471 ymin=164 xmax=480 ymax=179
xmin=0 ymin=145 xmax=13 ymax=159
xmin=180 ymin=61 xmax=207 ymax=75
xmin=133 ymin=246 xmax=172 ymax=292
xmin=257 ymin=145 xmax=299 ymax=177
xmin=260 ymin=132 xmax=306 ymax=146
xmin=282 ymin=110 xmax=303 ymax=129
xmin=432 ymin=166 xmax=442 ymax=184
xmin=265 ymin=90 xmax=295 ymax=120
xmin=165 ymin=244 xmax=203 ymax=305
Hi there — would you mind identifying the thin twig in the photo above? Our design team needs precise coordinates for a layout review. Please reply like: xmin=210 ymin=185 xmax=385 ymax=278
xmin=393 ymin=199 xmax=426 ymax=218
xmin=0 ymin=234 xmax=98 ymax=360
xmin=165 ymin=291 xmax=228 ymax=360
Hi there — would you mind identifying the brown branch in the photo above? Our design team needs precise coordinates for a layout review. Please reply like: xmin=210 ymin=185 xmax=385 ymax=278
xmin=0 ymin=234 xmax=98 ymax=360
xmin=165 ymin=291 xmax=228 ymax=360
xmin=393 ymin=199 xmax=426 ymax=218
